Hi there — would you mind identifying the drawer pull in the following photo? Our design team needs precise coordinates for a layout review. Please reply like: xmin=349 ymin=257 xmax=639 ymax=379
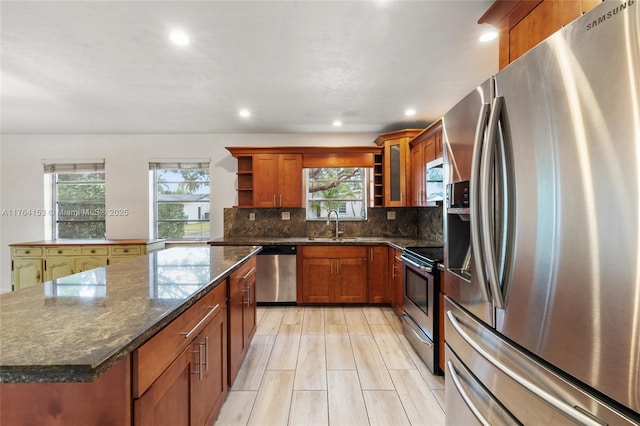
xmin=25 ymin=250 xmax=30 ymax=254
xmin=123 ymin=249 xmax=129 ymax=253
xmin=241 ymin=266 xmax=256 ymax=281
xmin=180 ymin=304 xmax=220 ymax=340
xmin=90 ymin=249 xmax=95 ymax=254
xmin=58 ymin=250 xmax=63 ymax=254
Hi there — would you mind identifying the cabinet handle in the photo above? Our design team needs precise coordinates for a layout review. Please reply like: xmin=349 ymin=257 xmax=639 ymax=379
xmin=241 ymin=266 xmax=256 ymax=281
xmin=36 ymin=271 xmax=41 ymax=282
xmin=123 ymin=249 xmax=129 ymax=253
xmin=330 ymin=261 xmax=333 ymax=274
xmin=181 ymin=304 xmax=220 ymax=339
xmin=58 ymin=250 xmax=62 ymax=254
xmin=90 ymin=249 xmax=95 ymax=254
xmin=192 ymin=345 xmax=204 ymax=381
xmin=273 ymin=194 xmax=276 ymax=207
xmin=370 ymin=248 xmax=374 ymax=262
xmin=203 ymin=336 xmax=209 ymax=372
xmin=248 ymin=285 xmax=252 ymax=306
xmin=25 ymin=250 xmax=30 ymax=254
xmin=243 ymin=287 xmax=250 ymax=306
xmin=337 ymin=260 xmax=340 ymax=274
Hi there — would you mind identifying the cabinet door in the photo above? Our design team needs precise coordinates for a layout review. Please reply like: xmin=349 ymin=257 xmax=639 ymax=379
xmin=278 ymin=154 xmax=303 ymax=207
xmin=227 ymin=288 xmax=245 ymax=386
xmin=384 ymin=139 xmax=409 ymax=207
xmin=193 ymin=306 xmax=227 ymax=426
xmin=75 ymin=257 xmax=108 ymax=273
xmin=367 ymin=246 xmax=388 ymax=303
xmin=435 ymin=130 xmax=443 ymax=158
xmin=301 ymin=258 xmax=333 ymax=304
xmin=253 ymin=154 xmax=279 ymax=207
xmin=243 ymin=275 xmax=257 ymax=346
xmin=391 ymin=249 xmax=404 ymax=315
xmin=410 ymin=142 xmax=424 ymax=206
xmin=134 ymin=345 xmax=194 ymax=426
xmin=334 ymin=258 xmax=367 ymax=303
xmin=46 ymin=257 xmax=75 ymax=281
xmin=12 ymin=258 xmax=43 ymax=290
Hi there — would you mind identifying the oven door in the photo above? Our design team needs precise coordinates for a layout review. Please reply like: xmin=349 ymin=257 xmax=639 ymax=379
xmin=401 ymin=257 xmax=437 ymax=373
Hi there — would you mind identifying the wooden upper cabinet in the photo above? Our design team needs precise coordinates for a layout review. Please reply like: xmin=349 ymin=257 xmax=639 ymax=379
xmin=479 ymin=0 xmax=602 ymax=69
xmin=227 ymin=146 xmax=380 ymax=208
xmin=278 ymin=154 xmax=303 ymax=207
xmin=409 ymin=121 xmax=442 ymax=207
xmin=250 ymin=153 xmax=303 ymax=208
xmin=374 ymin=129 xmax=422 ymax=207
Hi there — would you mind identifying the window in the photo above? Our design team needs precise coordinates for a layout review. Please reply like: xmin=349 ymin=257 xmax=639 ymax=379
xmin=306 ymin=167 xmax=368 ymax=220
xmin=44 ymin=161 xmax=106 ymax=239
xmin=150 ymin=161 xmax=210 ymax=241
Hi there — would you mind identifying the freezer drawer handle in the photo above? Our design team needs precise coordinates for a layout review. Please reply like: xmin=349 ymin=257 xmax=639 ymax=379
xmin=446 ymin=310 xmax=604 ymax=426
xmin=447 ymin=360 xmax=491 ymax=426
xmin=401 ymin=313 xmax=433 ymax=347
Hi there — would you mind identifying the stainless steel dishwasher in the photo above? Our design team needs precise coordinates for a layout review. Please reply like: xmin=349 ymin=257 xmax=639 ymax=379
xmin=256 ymin=245 xmax=297 ymax=305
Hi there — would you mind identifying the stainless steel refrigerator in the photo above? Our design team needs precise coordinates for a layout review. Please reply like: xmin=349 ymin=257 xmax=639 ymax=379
xmin=442 ymin=1 xmax=640 ymax=424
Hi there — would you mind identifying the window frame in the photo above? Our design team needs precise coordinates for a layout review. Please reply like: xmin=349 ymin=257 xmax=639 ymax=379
xmin=44 ymin=161 xmax=106 ymax=240
xmin=149 ymin=161 xmax=211 ymax=241
xmin=304 ymin=167 xmax=368 ymax=221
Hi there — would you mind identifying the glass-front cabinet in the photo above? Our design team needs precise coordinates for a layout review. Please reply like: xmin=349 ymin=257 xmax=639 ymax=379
xmin=374 ymin=129 xmax=422 ymax=207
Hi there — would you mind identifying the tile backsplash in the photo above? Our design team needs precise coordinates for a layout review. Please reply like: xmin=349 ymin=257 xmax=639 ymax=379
xmin=223 ymin=207 xmax=443 ymax=242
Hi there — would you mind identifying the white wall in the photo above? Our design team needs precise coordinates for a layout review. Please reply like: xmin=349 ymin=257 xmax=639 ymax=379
xmin=0 ymin=132 xmax=375 ymax=293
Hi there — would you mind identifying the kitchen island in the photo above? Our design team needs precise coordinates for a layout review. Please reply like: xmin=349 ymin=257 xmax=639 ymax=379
xmin=0 ymin=245 xmax=260 ymax=425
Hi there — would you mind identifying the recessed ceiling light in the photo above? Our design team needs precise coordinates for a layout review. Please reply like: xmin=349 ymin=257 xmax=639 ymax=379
xmin=239 ymin=109 xmax=251 ymax=118
xmin=405 ymin=108 xmax=416 ymax=117
xmin=479 ymin=30 xmax=498 ymax=42
xmin=169 ymin=30 xmax=190 ymax=46
xmin=333 ymin=120 xmax=342 ymax=127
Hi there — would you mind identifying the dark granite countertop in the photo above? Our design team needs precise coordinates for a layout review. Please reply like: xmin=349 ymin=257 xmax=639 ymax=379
xmin=0 ymin=245 xmax=260 ymax=384
xmin=208 ymin=236 xmax=443 ymax=251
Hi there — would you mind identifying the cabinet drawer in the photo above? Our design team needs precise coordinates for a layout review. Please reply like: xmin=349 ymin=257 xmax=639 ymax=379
xmin=45 ymin=247 xmax=81 ymax=256
xmin=133 ymin=281 xmax=227 ymax=397
xmin=302 ymin=246 xmax=367 ymax=259
xmin=229 ymin=257 xmax=257 ymax=296
xmin=110 ymin=245 xmax=142 ymax=256
xmin=79 ymin=247 xmax=108 ymax=256
xmin=12 ymin=247 xmax=43 ymax=257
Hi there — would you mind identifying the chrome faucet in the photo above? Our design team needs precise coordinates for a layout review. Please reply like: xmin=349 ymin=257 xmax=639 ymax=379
xmin=327 ymin=209 xmax=342 ymax=239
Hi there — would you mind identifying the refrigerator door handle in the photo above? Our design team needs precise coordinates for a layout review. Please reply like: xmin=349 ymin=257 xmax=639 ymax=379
xmin=481 ymin=96 xmax=506 ymax=309
xmin=470 ymin=101 xmax=492 ymax=303
xmin=446 ymin=360 xmax=492 ymax=426
xmin=446 ymin=310 xmax=605 ymax=426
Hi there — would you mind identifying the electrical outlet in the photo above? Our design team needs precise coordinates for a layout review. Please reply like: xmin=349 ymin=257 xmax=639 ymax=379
xmin=281 ymin=211 xmax=291 ymax=220
xmin=249 ymin=212 xmax=255 ymax=221
xmin=387 ymin=210 xmax=396 ymax=220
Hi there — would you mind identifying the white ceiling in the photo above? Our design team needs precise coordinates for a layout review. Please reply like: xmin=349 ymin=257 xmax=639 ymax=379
xmin=0 ymin=1 xmax=498 ymax=135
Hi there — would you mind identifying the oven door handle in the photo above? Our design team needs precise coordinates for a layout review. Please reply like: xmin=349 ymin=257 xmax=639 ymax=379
xmin=401 ymin=313 xmax=434 ymax=347
xmin=401 ymin=256 xmax=433 ymax=273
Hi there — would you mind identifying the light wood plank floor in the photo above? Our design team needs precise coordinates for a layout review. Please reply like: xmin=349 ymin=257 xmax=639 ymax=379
xmin=215 ymin=306 xmax=445 ymax=426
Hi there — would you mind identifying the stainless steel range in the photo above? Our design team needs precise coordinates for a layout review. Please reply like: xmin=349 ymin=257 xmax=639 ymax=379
xmin=401 ymin=246 xmax=443 ymax=375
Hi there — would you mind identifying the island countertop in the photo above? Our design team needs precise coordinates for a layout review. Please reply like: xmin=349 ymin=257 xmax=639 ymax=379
xmin=0 ymin=245 xmax=261 ymax=384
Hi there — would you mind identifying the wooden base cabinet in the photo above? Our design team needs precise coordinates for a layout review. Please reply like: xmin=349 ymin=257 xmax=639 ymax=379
xmin=388 ymin=248 xmax=404 ymax=315
xmin=299 ymin=246 xmax=368 ymax=304
xmin=227 ymin=257 xmax=257 ymax=386
xmin=367 ymin=246 xmax=388 ymax=303
xmin=10 ymin=240 xmax=165 ymax=290
xmin=133 ymin=281 xmax=227 ymax=426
